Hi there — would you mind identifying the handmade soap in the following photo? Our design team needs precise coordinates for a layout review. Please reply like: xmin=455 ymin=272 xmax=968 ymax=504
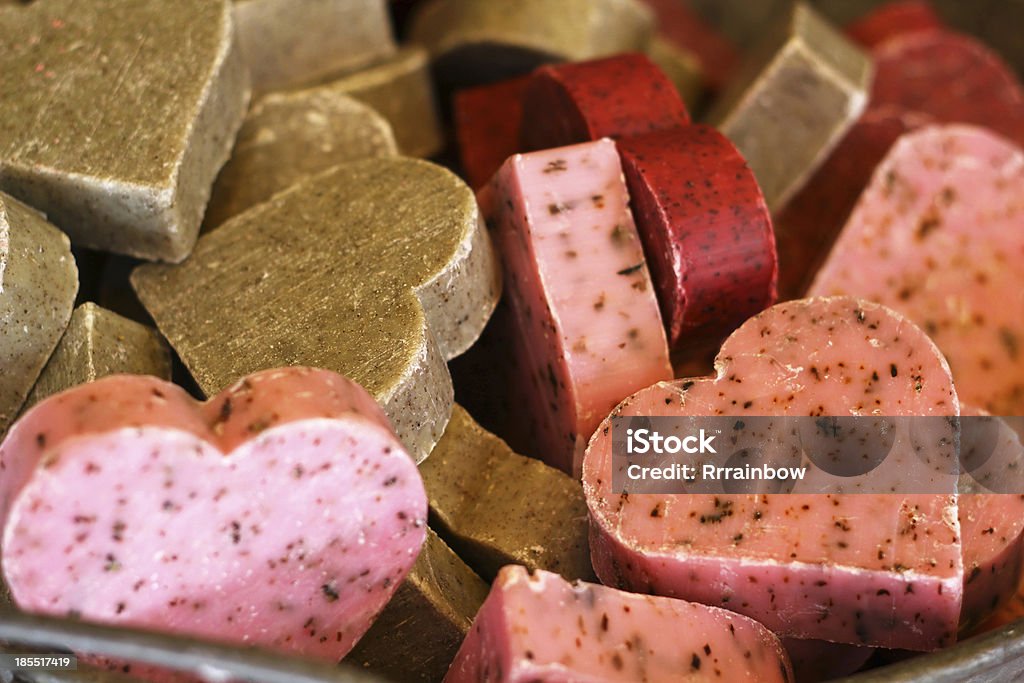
xmin=0 ymin=193 xmax=78 ymax=434
xmin=0 ymin=368 xmax=428 ymax=661
xmin=420 ymin=405 xmax=594 ymax=582
xmin=617 ymin=125 xmax=777 ymax=350
xmin=232 ymin=0 xmax=395 ymax=95
xmin=709 ymin=3 xmax=872 ymax=211
xmin=520 ymin=53 xmax=690 ymax=151
xmin=480 ymin=139 xmax=671 ymax=476
xmin=445 ymin=566 xmax=794 ymax=683
xmin=869 ymin=30 xmax=1024 ymax=146
xmin=23 ymin=303 xmax=171 ymax=409
xmin=810 ymin=125 xmax=1024 ymax=415
xmin=133 ymin=158 xmax=500 ymax=462
xmin=454 ymin=76 xmax=528 ymax=189
xmin=0 ymin=0 xmax=249 ymax=262
xmin=320 ymin=48 xmax=443 ymax=159
xmin=409 ymin=0 xmax=654 ymax=92
xmin=775 ymin=106 xmax=932 ymax=298
xmin=345 ymin=529 xmax=488 ymax=683
xmin=584 ymin=297 xmax=963 ymax=650
xmin=204 ymin=90 xmax=396 ymax=229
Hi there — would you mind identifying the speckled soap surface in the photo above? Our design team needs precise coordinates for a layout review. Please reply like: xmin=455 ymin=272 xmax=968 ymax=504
xmin=23 ymin=303 xmax=171 ymax=410
xmin=204 ymin=90 xmax=397 ymax=229
xmin=133 ymin=157 xmax=501 ymax=462
xmin=0 ymin=192 xmax=77 ymax=434
xmin=0 ymin=0 xmax=249 ymax=262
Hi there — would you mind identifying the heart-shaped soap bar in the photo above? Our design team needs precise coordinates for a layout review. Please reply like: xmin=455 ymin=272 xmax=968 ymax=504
xmin=0 ymin=0 xmax=249 ymax=262
xmin=133 ymin=157 xmax=500 ymax=462
xmin=809 ymin=125 xmax=1024 ymax=415
xmin=584 ymin=296 xmax=962 ymax=651
xmin=0 ymin=367 xmax=427 ymax=661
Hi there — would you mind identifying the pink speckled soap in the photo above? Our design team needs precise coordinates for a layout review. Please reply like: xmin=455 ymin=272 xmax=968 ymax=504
xmin=445 ymin=566 xmax=793 ymax=683
xmin=0 ymin=368 xmax=427 ymax=661
xmin=584 ymin=297 xmax=963 ymax=651
xmin=480 ymin=139 xmax=671 ymax=476
xmin=810 ymin=125 xmax=1024 ymax=415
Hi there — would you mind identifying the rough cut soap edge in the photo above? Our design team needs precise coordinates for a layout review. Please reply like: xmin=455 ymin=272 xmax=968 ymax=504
xmin=0 ymin=1 xmax=250 ymax=264
xmin=164 ymin=1 xmax=251 ymax=263
xmin=0 ymin=197 xmax=78 ymax=433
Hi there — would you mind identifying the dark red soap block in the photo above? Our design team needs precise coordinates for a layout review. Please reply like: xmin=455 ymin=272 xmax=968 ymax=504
xmin=639 ymin=0 xmax=739 ymax=90
xmin=775 ymin=106 xmax=933 ymax=300
xmin=617 ymin=125 xmax=777 ymax=350
xmin=845 ymin=0 xmax=943 ymax=48
xmin=871 ymin=29 xmax=1024 ymax=146
xmin=453 ymin=76 xmax=529 ymax=189
xmin=520 ymin=53 xmax=690 ymax=151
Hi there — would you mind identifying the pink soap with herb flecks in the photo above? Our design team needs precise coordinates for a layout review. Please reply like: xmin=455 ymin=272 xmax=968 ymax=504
xmin=0 ymin=368 xmax=427 ymax=662
xmin=584 ymin=297 xmax=963 ymax=651
xmin=479 ymin=138 xmax=672 ymax=477
xmin=809 ymin=125 xmax=1024 ymax=416
xmin=444 ymin=566 xmax=793 ymax=683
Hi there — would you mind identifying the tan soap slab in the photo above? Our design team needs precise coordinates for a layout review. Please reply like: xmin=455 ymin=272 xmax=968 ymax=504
xmin=420 ymin=405 xmax=595 ymax=582
xmin=410 ymin=0 xmax=654 ymax=89
xmin=345 ymin=528 xmax=488 ymax=683
xmin=0 ymin=192 xmax=77 ymax=433
xmin=132 ymin=157 xmax=501 ymax=462
xmin=204 ymin=90 xmax=397 ymax=229
xmin=709 ymin=2 xmax=872 ymax=211
xmin=0 ymin=0 xmax=249 ymax=263
xmin=23 ymin=303 xmax=171 ymax=409
xmin=320 ymin=48 xmax=443 ymax=159
xmin=233 ymin=0 xmax=396 ymax=95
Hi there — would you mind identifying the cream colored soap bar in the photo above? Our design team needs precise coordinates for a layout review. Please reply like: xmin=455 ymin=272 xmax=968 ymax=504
xmin=410 ymin=0 xmax=653 ymax=91
xmin=709 ymin=3 xmax=872 ymax=211
xmin=205 ymin=91 xmax=396 ymax=229
xmin=233 ymin=0 xmax=396 ymax=95
xmin=0 ymin=193 xmax=78 ymax=433
xmin=23 ymin=303 xmax=171 ymax=409
xmin=133 ymin=158 xmax=501 ymax=462
xmin=0 ymin=0 xmax=249 ymax=262
xmin=320 ymin=48 xmax=443 ymax=159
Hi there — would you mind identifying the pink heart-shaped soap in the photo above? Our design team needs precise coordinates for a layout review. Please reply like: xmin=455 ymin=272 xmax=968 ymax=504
xmin=0 ymin=367 xmax=427 ymax=662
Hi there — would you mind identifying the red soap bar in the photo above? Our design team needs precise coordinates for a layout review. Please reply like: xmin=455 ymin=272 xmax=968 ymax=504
xmin=870 ymin=29 xmax=1024 ymax=146
xmin=845 ymin=0 xmax=943 ymax=48
xmin=520 ymin=53 xmax=690 ymax=152
xmin=617 ymin=125 xmax=777 ymax=349
xmin=454 ymin=76 xmax=528 ymax=189
xmin=775 ymin=106 xmax=932 ymax=299
xmin=638 ymin=0 xmax=739 ymax=90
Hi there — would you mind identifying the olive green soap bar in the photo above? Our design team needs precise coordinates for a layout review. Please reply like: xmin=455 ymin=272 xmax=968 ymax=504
xmin=132 ymin=158 xmax=501 ymax=462
xmin=319 ymin=48 xmax=443 ymax=159
xmin=709 ymin=2 xmax=872 ymax=211
xmin=233 ymin=0 xmax=396 ymax=95
xmin=410 ymin=0 xmax=654 ymax=91
xmin=204 ymin=91 xmax=396 ymax=229
xmin=23 ymin=303 xmax=171 ymax=409
xmin=647 ymin=35 xmax=705 ymax=108
xmin=0 ymin=192 xmax=78 ymax=433
xmin=346 ymin=529 xmax=487 ymax=683
xmin=421 ymin=405 xmax=595 ymax=583
xmin=0 ymin=0 xmax=249 ymax=262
